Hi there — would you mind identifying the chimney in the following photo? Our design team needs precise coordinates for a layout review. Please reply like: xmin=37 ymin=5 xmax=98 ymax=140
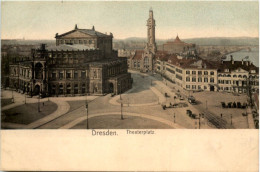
xmin=41 ymin=44 xmax=46 ymax=50
xmin=245 ymin=61 xmax=249 ymax=66
xmin=75 ymin=24 xmax=78 ymax=30
xmin=242 ymin=59 xmax=244 ymax=65
xmin=92 ymin=25 xmax=95 ymax=31
xmin=230 ymin=55 xmax=234 ymax=64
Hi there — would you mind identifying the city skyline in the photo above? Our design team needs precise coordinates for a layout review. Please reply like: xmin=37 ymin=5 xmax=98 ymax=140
xmin=1 ymin=1 xmax=259 ymax=40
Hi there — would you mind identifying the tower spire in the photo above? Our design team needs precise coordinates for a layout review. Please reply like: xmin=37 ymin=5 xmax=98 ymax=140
xmin=145 ymin=9 xmax=156 ymax=54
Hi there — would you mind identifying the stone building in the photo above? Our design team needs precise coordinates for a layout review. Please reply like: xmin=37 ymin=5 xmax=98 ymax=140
xmin=9 ymin=25 xmax=132 ymax=97
xmin=155 ymin=53 xmax=259 ymax=93
xmin=161 ymin=35 xmax=196 ymax=54
xmin=128 ymin=9 xmax=157 ymax=72
xmin=217 ymin=59 xmax=259 ymax=93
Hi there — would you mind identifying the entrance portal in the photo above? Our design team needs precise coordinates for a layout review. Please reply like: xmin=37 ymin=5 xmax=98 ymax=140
xmin=109 ymin=83 xmax=114 ymax=93
xmin=34 ymin=85 xmax=40 ymax=95
xmin=210 ymin=85 xmax=215 ymax=91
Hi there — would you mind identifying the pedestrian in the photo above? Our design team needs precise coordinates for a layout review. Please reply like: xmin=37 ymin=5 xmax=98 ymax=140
xmin=221 ymin=113 xmax=222 ymax=118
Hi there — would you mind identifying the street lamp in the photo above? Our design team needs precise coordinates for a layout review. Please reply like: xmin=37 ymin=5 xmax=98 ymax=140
xmin=198 ymin=114 xmax=202 ymax=129
xmin=119 ymin=83 xmax=123 ymax=120
xmin=230 ymin=114 xmax=232 ymax=125
xmin=11 ymin=89 xmax=14 ymax=103
xmin=173 ymin=113 xmax=176 ymax=123
xmin=86 ymin=102 xmax=89 ymax=129
xmin=38 ymin=93 xmax=40 ymax=112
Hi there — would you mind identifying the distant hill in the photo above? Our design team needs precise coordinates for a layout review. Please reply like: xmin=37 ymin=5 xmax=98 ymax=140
xmin=2 ymin=37 xmax=258 ymax=47
xmin=1 ymin=39 xmax=56 ymax=46
xmin=115 ymin=37 xmax=259 ymax=46
xmin=183 ymin=37 xmax=259 ymax=46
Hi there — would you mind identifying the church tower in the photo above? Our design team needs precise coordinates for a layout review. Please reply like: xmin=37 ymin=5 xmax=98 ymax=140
xmin=145 ymin=8 xmax=157 ymax=54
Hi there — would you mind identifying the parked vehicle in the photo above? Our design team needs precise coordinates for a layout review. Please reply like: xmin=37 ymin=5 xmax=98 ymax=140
xmin=221 ymin=102 xmax=226 ymax=108
xmin=188 ymin=96 xmax=196 ymax=104
xmin=186 ymin=110 xmax=192 ymax=116
xmin=191 ymin=113 xmax=199 ymax=119
xmin=237 ymin=102 xmax=241 ymax=108
xmin=242 ymin=113 xmax=247 ymax=116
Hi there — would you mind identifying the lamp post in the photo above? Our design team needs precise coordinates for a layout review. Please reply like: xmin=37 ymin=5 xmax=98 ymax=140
xmin=11 ymin=89 xmax=14 ymax=103
xmin=86 ymin=102 xmax=89 ymax=129
xmin=174 ymin=113 xmax=176 ymax=123
xmin=198 ymin=114 xmax=201 ymax=129
xmin=230 ymin=114 xmax=232 ymax=125
xmin=206 ymin=100 xmax=208 ymax=110
xmin=119 ymin=83 xmax=123 ymax=120
xmin=24 ymin=93 xmax=26 ymax=104
xmin=38 ymin=93 xmax=40 ymax=112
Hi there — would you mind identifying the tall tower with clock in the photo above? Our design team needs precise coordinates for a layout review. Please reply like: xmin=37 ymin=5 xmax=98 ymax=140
xmin=145 ymin=8 xmax=157 ymax=54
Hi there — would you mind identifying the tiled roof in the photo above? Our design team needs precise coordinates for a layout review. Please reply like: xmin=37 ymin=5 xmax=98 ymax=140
xmin=78 ymin=29 xmax=109 ymax=37
xmin=46 ymin=44 xmax=96 ymax=51
xmin=56 ymin=28 xmax=111 ymax=38
xmin=157 ymin=52 xmax=218 ymax=69
xmin=218 ymin=60 xmax=259 ymax=73
xmin=173 ymin=35 xmax=183 ymax=43
xmin=164 ymin=35 xmax=191 ymax=45
xmin=131 ymin=50 xmax=144 ymax=60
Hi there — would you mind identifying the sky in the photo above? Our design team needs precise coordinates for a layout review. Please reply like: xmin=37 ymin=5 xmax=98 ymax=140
xmin=1 ymin=1 xmax=259 ymax=40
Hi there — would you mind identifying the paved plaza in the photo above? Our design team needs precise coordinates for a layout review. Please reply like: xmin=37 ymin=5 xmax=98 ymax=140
xmin=1 ymin=70 xmax=255 ymax=129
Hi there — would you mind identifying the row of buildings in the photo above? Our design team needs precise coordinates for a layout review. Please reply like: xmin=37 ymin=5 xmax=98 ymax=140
xmin=8 ymin=25 xmax=132 ymax=96
xmin=156 ymin=55 xmax=258 ymax=93
xmin=126 ymin=9 xmax=259 ymax=94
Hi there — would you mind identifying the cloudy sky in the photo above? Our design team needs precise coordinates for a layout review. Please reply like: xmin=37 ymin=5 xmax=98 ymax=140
xmin=1 ymin=1 xmax=259 ymax=40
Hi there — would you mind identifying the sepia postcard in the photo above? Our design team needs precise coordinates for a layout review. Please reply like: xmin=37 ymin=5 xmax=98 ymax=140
xmin=1 ymin=0 xmax=259 ymax=171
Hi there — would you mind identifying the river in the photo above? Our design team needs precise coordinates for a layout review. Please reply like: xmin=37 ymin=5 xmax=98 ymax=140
xmin=225 ymin=47 xmax=259 ymax=67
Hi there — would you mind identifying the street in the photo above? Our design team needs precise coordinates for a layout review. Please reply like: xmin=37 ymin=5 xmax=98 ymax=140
xmin=1 ymin=70 xmax=252 ymax=129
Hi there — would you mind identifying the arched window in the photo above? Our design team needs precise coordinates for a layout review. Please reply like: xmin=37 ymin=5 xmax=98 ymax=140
xmin=35 ymin=62 xmax=43 ymax=79
xmin=59 ymin=84 xmax=63 ymax=94
xmin=82 ymin=83 xmax=86 ymax=93
xmin=144 ymin=57 xmax=149 ymax=66
xmin=243 ymin=75 xmax=247 ymax=78
xmin=238 ymin=75 xmax=242 ymax=78
xmin=66 ymin=84 xmax=71 ymax=94
xmin=74 ymin=84 xmax=78 ymax=94
xmin=233 ymin=75 xmax=237 ymax=78
xmin=52 ymin=85 xmax=56 ymax=95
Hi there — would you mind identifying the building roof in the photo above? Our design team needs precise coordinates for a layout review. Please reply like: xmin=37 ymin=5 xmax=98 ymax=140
xmin=157 ymin=52 xmax=217 ymax=70
xmin=89 ymin=58 xmax=126 ymax=66
xmin=46 ymin=44 xmax=96 ymax=51
xmin=55 ymin=26 xmax=112 ymax=38
xmin=173 ymin=35 xmax=183 ymax=43
xmin=131 ymin=50 xmax=144 ymax=60
xmin=218 ymin=60 xmax=259 ymax=73
xmin=158 ymin=51 xmax=259 ymax=73
xmin=164 ymin=35 xmax=191 ymax=45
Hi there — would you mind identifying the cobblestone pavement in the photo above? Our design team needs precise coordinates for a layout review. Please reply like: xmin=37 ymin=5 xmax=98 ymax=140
xmin=2 ymin=70 xmax=251 ymax=129
xmin=1 ymin=90 xmax=97 ymax=129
